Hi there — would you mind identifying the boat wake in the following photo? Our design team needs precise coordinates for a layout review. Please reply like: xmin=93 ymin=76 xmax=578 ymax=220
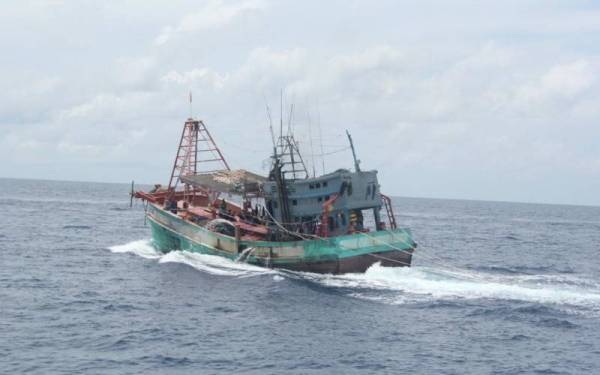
xmin=108 ymin=240 xmax=600 ymax=312
xmin=159 ymin=251 xmax=275 ymax=277
xmin=108 ymin=239 xmax=273 ymax=277
xmin=298 ymin=264 xmax=600 ymax=313
xmin=108 ymin=240 xmax=162 ymax=259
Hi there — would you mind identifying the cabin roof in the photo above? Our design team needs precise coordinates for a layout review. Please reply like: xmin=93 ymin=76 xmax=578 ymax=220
xmin=181 ymin=169 xmax=266 ymax=194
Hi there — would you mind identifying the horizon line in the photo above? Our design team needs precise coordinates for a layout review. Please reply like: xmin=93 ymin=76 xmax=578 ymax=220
xmin=1 ymin=175 xmax=598 ymax=209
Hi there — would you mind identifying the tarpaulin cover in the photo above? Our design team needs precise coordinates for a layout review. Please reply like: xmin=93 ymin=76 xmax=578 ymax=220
xmin=180 ymin=169 xmax=266 ymax=194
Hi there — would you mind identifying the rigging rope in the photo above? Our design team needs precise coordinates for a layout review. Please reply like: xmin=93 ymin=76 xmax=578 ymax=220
xmin=305 ymin=146 xmax=350 ymax=157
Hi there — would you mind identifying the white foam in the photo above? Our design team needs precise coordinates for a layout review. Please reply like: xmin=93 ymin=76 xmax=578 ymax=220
xmin=159 ymin=251 xmax=274 ymax=277
xmin=109 ymin=239 xmax=274 ymax=277
xmin=307 ymin=263 xmax=600 ymax=308
xmin=108 ymin=239 xmax=162 ymax=259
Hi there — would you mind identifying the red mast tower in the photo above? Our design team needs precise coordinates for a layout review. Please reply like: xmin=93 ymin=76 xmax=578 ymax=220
xmin=168 ymin=118 xmax=230 ymax=198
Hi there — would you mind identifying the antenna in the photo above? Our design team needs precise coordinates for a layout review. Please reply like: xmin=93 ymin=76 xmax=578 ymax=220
xmin=279 ymin=89 xmax=284 ymax=142
xmin=346 ymin=130 xmax=361 ymax=172
xmin=287 ymin=102 xmax=294 ymax=136
xmin=189 ymin=91 xmax=193 ymax=118
xmin=316 ymin=100 xmax=325 ymax=175
xmin=265 ymin=101 xmax=277 ymax=158
xmin=307 ymin=109 xmax=316 ymax=177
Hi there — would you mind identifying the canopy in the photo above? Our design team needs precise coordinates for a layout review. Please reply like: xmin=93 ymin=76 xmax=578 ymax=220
xmin=180 ymin=169 xmax=266 ymax=195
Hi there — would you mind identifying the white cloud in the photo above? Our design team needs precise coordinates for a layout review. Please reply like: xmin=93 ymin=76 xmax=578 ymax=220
xmin=2 ymin=0 xmax=600 ymax=204
xmin=516 ymin=60 xmax=596 ymax=106
xmin=154 ymin=0 xmax=266 ymax=45
xmin=161 ymin=68 xmax=229 ymax=89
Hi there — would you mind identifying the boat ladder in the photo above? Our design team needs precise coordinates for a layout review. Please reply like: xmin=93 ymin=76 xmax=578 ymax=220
xmin=381 ymin=194 xmax=397 ymax=229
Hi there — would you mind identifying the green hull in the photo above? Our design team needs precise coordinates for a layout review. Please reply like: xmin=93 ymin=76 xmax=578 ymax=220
xmin=147 ymin=204 xmax=415 ymax=274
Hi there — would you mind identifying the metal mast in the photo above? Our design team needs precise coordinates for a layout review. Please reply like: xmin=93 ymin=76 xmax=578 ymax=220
xmin=276 ymin=135 xmax=309 ymax=180
xmin=168 ymin=118 xmax=230 ymax=193
xmin=346 ymin=130 xmax=361 ymax=173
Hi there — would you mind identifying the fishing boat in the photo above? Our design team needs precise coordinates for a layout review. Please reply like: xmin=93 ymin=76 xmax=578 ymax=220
xmin=133 ymin=116 xmax=416 ymax=274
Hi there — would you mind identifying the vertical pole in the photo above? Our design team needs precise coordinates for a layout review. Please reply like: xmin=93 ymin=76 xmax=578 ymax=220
xmin=307 ymin=110 xmax=316 ymax=177
xmin=346 ymin=130 xmax=361 ymax=173
xmin=317 ymin=102 xmax=325 ymax=175
xmin=373 ymin=207 xmax=381 ymax=231
xmin=168 ymin=121 xmax=188 ymax=190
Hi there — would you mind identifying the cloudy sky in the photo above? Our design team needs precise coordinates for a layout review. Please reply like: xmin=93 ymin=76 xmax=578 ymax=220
xmin=2 ymin=0 xmax=600 ymax=205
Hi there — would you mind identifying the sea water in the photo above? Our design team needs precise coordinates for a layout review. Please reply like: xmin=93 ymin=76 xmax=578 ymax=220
xmin=1 ymin=178 xmax=600 ymax=374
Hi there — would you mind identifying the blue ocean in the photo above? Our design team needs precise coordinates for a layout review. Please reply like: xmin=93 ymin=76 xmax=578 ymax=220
xmin=2 ymin=177 xmax=600 ymax=374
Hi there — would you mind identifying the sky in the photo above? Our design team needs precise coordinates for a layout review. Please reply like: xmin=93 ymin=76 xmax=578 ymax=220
xmin=1 ymin=0 xmax=600 ymax=206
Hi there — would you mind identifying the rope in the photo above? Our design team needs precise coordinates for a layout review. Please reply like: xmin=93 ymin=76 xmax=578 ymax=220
xmin=305 ymin=146 xmax=350 ymax=157
xmin=262 ymin=206 xmax=323 ymax=241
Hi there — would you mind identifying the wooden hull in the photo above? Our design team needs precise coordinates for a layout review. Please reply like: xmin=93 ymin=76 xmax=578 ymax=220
xmin=147 ymin=204 xmax=415 ymax=275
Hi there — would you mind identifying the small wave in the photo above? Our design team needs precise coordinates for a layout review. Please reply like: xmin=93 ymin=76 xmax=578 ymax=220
xmin=207 ymin=306 xmax=239 ymax=314
xmin=137 ymin=354 xmax=193 ymax=366
xmin=109 ymin=207 xmax=129 ymax=211
xmin=472 ymin=264 xmax=575 ymax=276
xmin=0 ymin=196 xmax=126 ymax=206
xmin=108 ymin=240 xmax=162 ymax=259
xmin=63 ymin=225 xmax=92 ymax=230
xmin=537 ymin=318 xmax=578 ymax=329
xmin=103 ymin=303 xmax=143 ymax=312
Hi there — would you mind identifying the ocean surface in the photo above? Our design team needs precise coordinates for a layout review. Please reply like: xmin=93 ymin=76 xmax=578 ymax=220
xmin=1 ymin=177 xmax=600 ymax=374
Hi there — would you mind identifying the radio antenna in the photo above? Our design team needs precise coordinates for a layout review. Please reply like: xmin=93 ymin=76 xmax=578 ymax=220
xmin=307 ymin=109 xmax=316 ymax=177
xmin=264 ymin=96 xmax=277 ymax=158
xmin=316 ymin=100 xmax=325 ymax=174
xmin=279 ymin=89 xmax=284 ymax=141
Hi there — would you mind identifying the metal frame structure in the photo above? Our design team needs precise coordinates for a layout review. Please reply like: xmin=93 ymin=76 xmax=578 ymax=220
xmin=168 ymin=118 xmax=230 ymax=201
xmin=275 ymin=135 xmax=308 ymax=180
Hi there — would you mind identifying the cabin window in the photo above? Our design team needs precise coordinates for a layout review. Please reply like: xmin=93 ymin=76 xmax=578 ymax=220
xmin=366 ymin=185 xmax=371 ymax=199
xmin=309 ymin=183 xmax=314 ymax=189
xmin=348 ymin=182 xmax=353 ymax=196
xmin=318 ymin=197 xmax=322 ymax=202
xmin=371 ymin=184 xmax=376 ymax=200
xmin=324 ymin=195 xmax=329 ymax=201
xmin=323 ymin=181 xmax=328 ymax=187
xmin=316 ymin=182 xmax=321 ymax=188
xmin=340 ymin=213 xmax=346 ymax=226
xmin=292 ymin=199 xmax=297 ymax=206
